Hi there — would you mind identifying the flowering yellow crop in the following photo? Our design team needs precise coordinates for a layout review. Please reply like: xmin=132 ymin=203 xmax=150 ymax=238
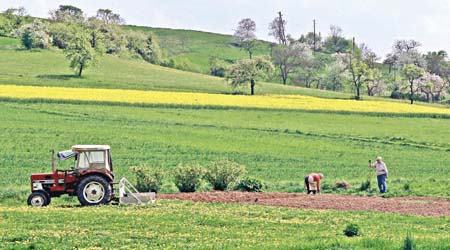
xmin=0 ymin=84 xmax=449 ymax=115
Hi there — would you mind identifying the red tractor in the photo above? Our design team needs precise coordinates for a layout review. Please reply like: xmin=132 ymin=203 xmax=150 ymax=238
xmin=27 ymin=145 xmax=115 ymax=207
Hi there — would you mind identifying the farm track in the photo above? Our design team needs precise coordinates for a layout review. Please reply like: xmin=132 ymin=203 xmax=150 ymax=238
xmin=159 ymin=191 xmax=450 ymax=217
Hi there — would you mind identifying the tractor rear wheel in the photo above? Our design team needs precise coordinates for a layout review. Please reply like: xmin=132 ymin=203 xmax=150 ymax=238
xmin=77 ymin=175 xmax=112 ymax=206
xmin=27 ymin=191 xmax=50 ymax=207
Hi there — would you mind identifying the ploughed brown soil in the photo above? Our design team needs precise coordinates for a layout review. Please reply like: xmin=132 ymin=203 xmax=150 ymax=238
xmin=159 ymin=191 xmax=450 ymax=217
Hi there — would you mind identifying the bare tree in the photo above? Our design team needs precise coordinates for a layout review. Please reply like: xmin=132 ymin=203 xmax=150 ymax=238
xmin=233 ymin=18 xmax=256 ymax=59
xmin=360 ymin=43 xmax=379 ymax=69
xmin=390 ymin=39 xmax=426 ymax=68
xmin=269 ymin=11 xmax=287 ymax=45
xmin=393 ymin=39 xmax=421 ymax=53
xmin=272 ymin=41 xmax=312 ymax=85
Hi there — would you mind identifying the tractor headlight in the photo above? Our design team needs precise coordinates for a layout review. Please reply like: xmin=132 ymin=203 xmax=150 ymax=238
xmin=33 ymin=182 xmax=43 ymax=190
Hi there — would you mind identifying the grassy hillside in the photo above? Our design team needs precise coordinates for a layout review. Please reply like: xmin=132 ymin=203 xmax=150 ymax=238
xmin=0 ymin=37 xmax=352 ymax=98
xmin=124 ymin=25 xmax=271 ymax=74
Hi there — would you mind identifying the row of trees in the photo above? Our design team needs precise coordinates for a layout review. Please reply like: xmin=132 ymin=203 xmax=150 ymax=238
xmin=223 ymin=12 xmax=449 ymax=102
xmin=1 ymin=5 xmax=163 ymax=76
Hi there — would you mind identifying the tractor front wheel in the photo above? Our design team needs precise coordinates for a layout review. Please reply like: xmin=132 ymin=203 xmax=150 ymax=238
xmin=77 ymin=175 xmax=112 ymax=206
xmin=27 ymin=191 xmax=50 ymax=207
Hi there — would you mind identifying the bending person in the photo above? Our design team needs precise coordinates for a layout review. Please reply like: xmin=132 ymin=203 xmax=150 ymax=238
xmin=304 ymin=173 xmax=324 ymax=194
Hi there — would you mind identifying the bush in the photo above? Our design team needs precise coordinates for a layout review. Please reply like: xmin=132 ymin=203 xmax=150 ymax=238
xmin=209 ymin=57 xmax=228 ymax=77
xmin=125 ymin=31 xmax=162 ymax=64
xmin=130 ymin=164 xmax=165 ymax=193
xmin=0 ymin=15 xmax=13 ymax=37
xmin=343 ymin=223 xmax=360 ymax=237
xmin=403 ymin=183 xmax=411 ymax=191
xmin=334 ymin=181 xmax=350 ymax=190
xmin=237 ymin=177 xmax=263 ymax=192
xmin=15 ymin=20 xmax=52 ymax=49
xmin=403 ymin=234 xmax=415 ymax=250
xmin=173 ymin=163 xmax=205 ymax=192
xmin=359 ymin=179 xmax=371 ymax=191
xmin=205 ymin=159 xmax=246 ymax=191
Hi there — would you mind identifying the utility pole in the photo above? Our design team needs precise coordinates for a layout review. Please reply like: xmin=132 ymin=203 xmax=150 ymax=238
xmin=352 ymin=37 xmax=355 ymax=55
xmin=313 ymin=19 xmax=316 ymax=53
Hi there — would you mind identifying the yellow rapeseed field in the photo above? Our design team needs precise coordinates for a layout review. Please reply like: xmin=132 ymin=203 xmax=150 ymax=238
xmin=0 ymin=84 xmax=449 ymax=115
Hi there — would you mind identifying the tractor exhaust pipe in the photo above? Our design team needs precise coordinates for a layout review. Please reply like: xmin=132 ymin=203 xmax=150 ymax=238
xmin=51 ymin=150 xmax=56 ymax=173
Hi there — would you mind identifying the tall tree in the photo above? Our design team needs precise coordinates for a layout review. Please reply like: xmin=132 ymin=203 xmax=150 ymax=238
xmin=233 ymin=18 xmax=257 ymax=59
xmin=418 ymin=74 xmax=449 ymax=102
xmin=390 ymin=39 xmax=426 ymax=68
xmin=268 ymin=11 xmax=287 ymax=45
xmin=65 ymin=28 xmax=99 ymax=76
xmin=402 ymin=64 xmax=426 ymax=104
xmin=96 ymin=9 xmax=124 ymax=25
xmin=3 ymin=7 xmax=27 ymax=29
xmin=425 ymin=50 xmax=448 ymax=77
xmin=49 ymin=5 xmax=84 ymax=23
xmin=299 ymin=31 xmax=322 ymax=51
xmin=365 ymin=68 xmax=385 ymax=96
xmin=360 ymin=43 xmax=379 ymax=69
xmin=226 ymin=57 xmax=273 ymax=95
xmin=272 ymin=41 xmax=313 ymax=85
xmin=342 ymin=55 xmax=370 ymax=100
xmin=323 ymin=25 xmax=350 ymax=53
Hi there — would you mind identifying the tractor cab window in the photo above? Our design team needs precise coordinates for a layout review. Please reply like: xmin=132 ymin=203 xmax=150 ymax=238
xmin=76 ymin=151 xmax=110 ymax=171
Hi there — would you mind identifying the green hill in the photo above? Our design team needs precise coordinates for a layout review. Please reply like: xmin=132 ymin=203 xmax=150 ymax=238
xmin=124 ymin=25 xmax=271 ymax=74
xmin=0 ymin=36 xmax=349 ymax=98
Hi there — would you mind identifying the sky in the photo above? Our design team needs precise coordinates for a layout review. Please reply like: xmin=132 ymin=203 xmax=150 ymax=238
xmin=1 ymin=0 xmax=450 ymax=57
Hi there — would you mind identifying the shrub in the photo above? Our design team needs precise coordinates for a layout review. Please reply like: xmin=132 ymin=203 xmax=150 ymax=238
xmin=334 ymin=181 xmax=350 ymax=190
xmin=359 ymin=179 xmax=371 ymax=191
xmin=173 ymin=163 xmax=205 ymax=192
xmin=209 ymin=57 xmax=228 ymax=77
xmin=343 ymin=223 xmax=360 ymax=237
xmin=15 ymin=20 xmax=52 ymax=49
xmin=205 ymin=159 xmax=246 ymax=191
xmin=403 ymin=183 xmax=411 ymax=191
xmin=237 ymin=176 xmax=263 ymax=192
xmin=130 ymin=164 xmax=165 ymax=193
xmin=403 ymin=234 xmax=415 ymax=250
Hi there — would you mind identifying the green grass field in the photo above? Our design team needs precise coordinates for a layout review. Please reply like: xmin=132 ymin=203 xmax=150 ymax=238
xmin=0 ymin=34 xmax=449 ymax=249
xmin=0 ymin=101 xmax=448 ymax=201
xmin=1 ymin=201 xmax=449 ymax=249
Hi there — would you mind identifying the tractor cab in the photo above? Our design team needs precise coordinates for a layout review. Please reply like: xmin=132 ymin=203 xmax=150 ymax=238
xmin=61 ymin=145 xmax=113 ymax=173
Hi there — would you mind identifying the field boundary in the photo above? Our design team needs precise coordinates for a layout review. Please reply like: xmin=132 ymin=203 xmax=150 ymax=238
xmin=1 ymin=97 xmax=449 ymax=119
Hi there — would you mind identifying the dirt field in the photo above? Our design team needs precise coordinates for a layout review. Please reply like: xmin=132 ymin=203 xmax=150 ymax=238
xmin=159 ymin=192 xmax=450 ymax=217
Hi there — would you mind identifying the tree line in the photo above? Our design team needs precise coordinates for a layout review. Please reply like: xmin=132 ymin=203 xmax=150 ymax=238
xmin=0 ymin=5 xmax=163 ymax=76
xmin=223 ymin=12 xmax=449 ymax=103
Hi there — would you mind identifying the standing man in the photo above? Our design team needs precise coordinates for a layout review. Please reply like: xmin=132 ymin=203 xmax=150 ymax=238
xmin=369 ymin=156 xmax=388 ymax=193
xmin=304 ymin=173 xmax=324 ymax=194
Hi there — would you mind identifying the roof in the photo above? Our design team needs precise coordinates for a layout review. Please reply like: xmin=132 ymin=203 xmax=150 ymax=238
xmin=71 ymin=145 xmax=110 ymax=151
